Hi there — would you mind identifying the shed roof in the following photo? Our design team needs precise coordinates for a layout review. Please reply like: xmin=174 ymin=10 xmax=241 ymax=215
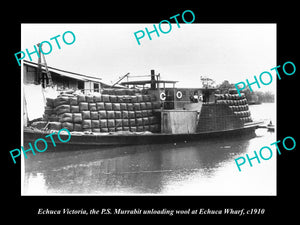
xmin=23 ymin=60 xmax=102 ymax=83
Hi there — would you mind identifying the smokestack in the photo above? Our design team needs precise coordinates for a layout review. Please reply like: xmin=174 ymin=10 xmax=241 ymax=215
xmin=151 ymin=69 xmax=156 ymax=90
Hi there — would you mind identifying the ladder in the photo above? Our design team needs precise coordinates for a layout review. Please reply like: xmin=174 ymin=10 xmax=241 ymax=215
xmin=37 ymin=43 xmax=53 ymax=87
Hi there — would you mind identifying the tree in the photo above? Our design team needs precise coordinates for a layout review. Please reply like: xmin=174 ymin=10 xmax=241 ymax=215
xmin=217 ymin=80 xmax=235 ymax=93
xmin=200 ymin=76 xmax=216 ymax=88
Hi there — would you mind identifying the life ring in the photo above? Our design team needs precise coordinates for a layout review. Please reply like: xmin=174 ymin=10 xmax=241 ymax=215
xmin=160 ymin=92 xmax=166 ymax=101
xmin=176 ymin=91 xmax=183 ymax=99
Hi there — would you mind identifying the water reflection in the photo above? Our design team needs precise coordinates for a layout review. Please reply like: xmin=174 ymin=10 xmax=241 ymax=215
xmin=24 ymin=134 xmax=258 ymax=195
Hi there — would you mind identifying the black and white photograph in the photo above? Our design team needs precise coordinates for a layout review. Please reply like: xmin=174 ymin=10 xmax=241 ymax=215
xmin=4 ymin=4 xmax=298 ymax=220
xmin=21 ymin=23 xmax=276 ymax=195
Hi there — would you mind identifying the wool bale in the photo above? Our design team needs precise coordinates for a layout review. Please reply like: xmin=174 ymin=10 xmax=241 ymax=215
xmin=102 ymin=94 xmax=110 ymax=102
xmin=59 ymin=113 xmax=73 ymax=122
xmin=70 ymin=105 xmax=80 ymax=113
xmin=147 ymin=110 xmax=153 ymax=116
xmin=150 ymin=124 xmax=160 ymax=133
xmin=123 ymin=95 xmax=131 ymax=103
xmin=74 ymin=123 xmax=82 ymax=131
xmin=133 ymin=103 xmax=141 ymax=110
xmin=48 ymin=122 xmax=62 ymax=130
xmin=55 ymin=105 xmax=70 ymax=114
xmin=112 ymin=103 xmax=121 ymax=111
xmin=127 ymin=103 xmax=134 ymax=111
xmin=99 ymin=111 xmax=107 ymax=119
xmin=105 ymin=103 xmax=113 ymax=111
xmin=129 ymin=119 xmax=136 ymax=127
xmin=108 ymin=127 xmax=116 ymax=132
xmin=115 ymin=119 xmax=122 ymax=127
xmin=89 ymin=103 xmax=97 ymax=111
xmin=48 ymin=114 xmax=59 ymax=122
xmin=144 ymin=125 xmax=150 ymax=131
xmin=90 ymin=111 xmax=99 ymax=120
xmin=136 ymin=118 xmax=143 ymax=126
xmin=128 ymin=111 xmax=135 ymax=119
xmin=152 ymin=102 xmax=161 ymax=109
xmin=135 ymin=110 xmax=142 ymax=118
xmin=92 ymin=128 xmax=101 ymax=133
xmin=31 ymin=121 xmax=48 ymax=129
xmin=145 ymin=102 xmax=152 ymax=110
xmin=115 ymin=127 xmax=123 ymax=132
xmin=140 ymin=102 xmax=147 ymax=110
xmin=62 ymin=122 xmax=74 ymax=131
xmin=43 ymin=114 xmax=50 ymax=121
xmin=99 ymin=119 xmax=108 ymax=128
xmin=107 ymin=111 xmax=115 ymax=119
xmin=149 ymin=116 xmax=158 ymax=124
xmin=123 ymin=126 xmax=130 ymax=131
xmin=101 ymin=128 xmax=109 ymax=133
xmin=122 ymin=111 xmax=129 ymax=119
xmin=137 ymin=126 xmax=144 ymax=132
xmin=44 ymin=106 xmax=54 ymax=115
xmin=46 ymin=98 xmax=54 ymax=107
xmin=102 ymin=88 xmax=115 ymax=95
xmin=54 ymin=96 xmax=70 ymax=107
xmin=126 ymin=89 xmax=135 ymax=95
xmin=120 ymin=103 xmax=127 ymax=111
xmin=136 ymin=95 xmax=143 ymax=103
xmin=79 ymin=102 xmax=89 ymax=111
xmin=77 ymin=95 xmax=86 ymax=102
xmin=82 ymin=111 xmax=91 ymax=119
xmin=73 ymin=113 xmax=82 ymax=123
xmin=131 ymin=96 xmax=137 ymax=103
xmin=130 ymin=127 xmax=137 ymax=132
xmin=142 ymin=95 xmax=151 ymax=102
xmin=141 ymin=110 xmax=148 ymax=117
xmin=82 ymin=119 xmax=92 ymax=129
xmin=115 ymin=89 xmax=127 ymax=95
xmin=83 ymin=128 xmax=92 ymax=132
xmin=101 ymin=89 xmax=109 ymax=95
xmin=122 ymin=119 xmax=129 ymax=127
xmin=91 ymin=120 xmax=100 ymax=128
xmin=143 ymin=117 xmax=149 ymax=125
xmin=96 ymin=102 xmax=105 ymax=110
xmin=86 ymin=95 xmax=94 ymax=103
xmin=94 ymin=95 xmax=102 ymax=102
xmin=150 ymin=94 xmax=156 ymax=102
xmin=109 ymin=95 xmax=117 ymax=103
xmin=117 ymin=96 xmax=124 ymax=103
xmin=70 ymin=96 xmax=78 ymax=105
xmin=114 ymin=111 xmax=122 ymax=119
xmin=107 ymin=119 xmax=115 ymax=128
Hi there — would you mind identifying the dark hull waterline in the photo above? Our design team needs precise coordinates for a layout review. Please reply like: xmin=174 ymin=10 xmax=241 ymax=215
xmin=23 ymin=121 xmax=262 ymax=151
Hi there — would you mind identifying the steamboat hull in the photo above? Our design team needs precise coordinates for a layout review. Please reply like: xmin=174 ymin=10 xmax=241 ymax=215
xmin=23 ymin=121 xmax=261 ymax=151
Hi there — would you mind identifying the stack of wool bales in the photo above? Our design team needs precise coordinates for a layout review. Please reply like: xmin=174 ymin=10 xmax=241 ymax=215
xmin=214 ymin=93 xmax=252 ymax=123
xmin=43 ymin=88 xmax=161 ymax=133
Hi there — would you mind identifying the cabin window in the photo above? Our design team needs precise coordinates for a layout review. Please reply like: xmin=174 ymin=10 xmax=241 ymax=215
xmin=78 ymin=81 xmax=84 ymax=90
xmin=94 ymin=83 xmax=99 ymax=92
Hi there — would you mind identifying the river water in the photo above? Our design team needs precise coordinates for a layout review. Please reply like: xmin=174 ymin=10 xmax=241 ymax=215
xmin=22 ymin=103 xmax=276 ymax=195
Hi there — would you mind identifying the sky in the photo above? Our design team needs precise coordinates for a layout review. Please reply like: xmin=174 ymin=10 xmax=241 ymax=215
xmin=21 ymin=23 xmax=276 ymax=92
